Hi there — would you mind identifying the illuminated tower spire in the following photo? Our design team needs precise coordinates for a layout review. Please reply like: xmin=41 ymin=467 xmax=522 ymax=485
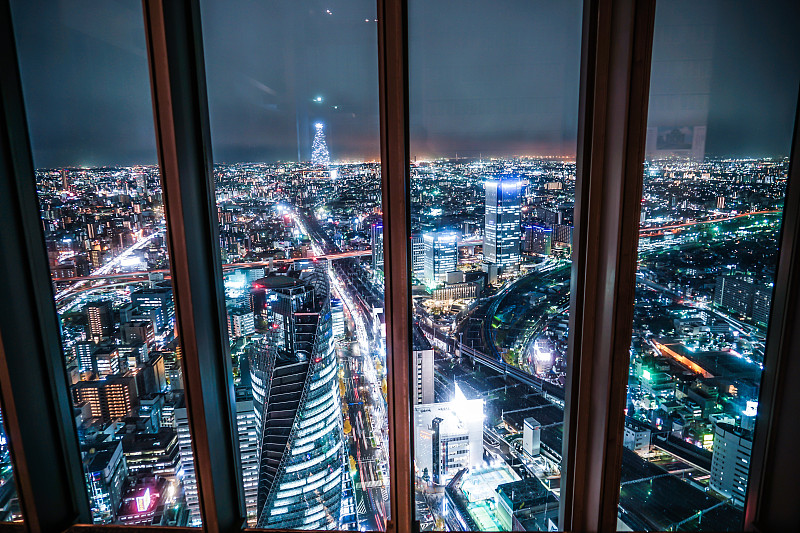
xmin=311 ymin=122 xmax=330 ymax=166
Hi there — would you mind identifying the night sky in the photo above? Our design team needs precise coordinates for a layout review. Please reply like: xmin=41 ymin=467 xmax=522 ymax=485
xmin=10 ymin=0 xmax=800 ymax=168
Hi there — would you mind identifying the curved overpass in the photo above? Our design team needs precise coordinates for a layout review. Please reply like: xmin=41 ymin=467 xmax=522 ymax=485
xmin=53 ymin=250 xmax=371 ymax=304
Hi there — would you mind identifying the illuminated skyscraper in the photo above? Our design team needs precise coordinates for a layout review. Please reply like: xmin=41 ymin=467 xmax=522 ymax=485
xmin=131 ymin=285 xmax=175 ymax=333
xmin=236 ymin=394 xmax=260 ymax=526
xmin=72 ymin=376 xmax=138 ymax=423
xmin=74 ymin=341 xmax=97 ymax=373
xmin=484 ymin=175 xmax=523 ymax=271
xmin=423 ymin=231 xmax=458 ymax=286
xmin=175 ymin=404 xmax=200 ymax=526
xmin=83 ymin=441 xmax=128 ymax=524
xmin=371 ymin=221 xmax=384 ymax=275
xmin=249 ymin=261 xmax=344 ymax=529
xmin=411 ymin=233 xmax=425 ymax=278
xmin=86 ymin=300 xmax=114 ymax=340
xmin=412 ymin=325 xmax=434 ymax=405
xmin=710 ymin=423 xmax=753 ymax=509
xmin=311 ymin=122 xmax=331 ymax=167
xmin=522 ymin=224 xmax=552 ymax=256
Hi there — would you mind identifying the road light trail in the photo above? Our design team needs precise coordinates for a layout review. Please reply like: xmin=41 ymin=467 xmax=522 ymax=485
xmin=293 ymin=206 xmax=389 ymax=530
xmin=638 ymin=209 xmax=780 ymax=237
xmin=53 ymin=231 xmax=162 ymax=301
xmin=52 ymin=246 xmax=370 ymax=304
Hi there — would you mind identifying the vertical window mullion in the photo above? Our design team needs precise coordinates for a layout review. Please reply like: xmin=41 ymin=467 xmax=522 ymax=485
xmin=0 ymin=0 xmax=91 ymax=529
xmin=744 ymin=89 xmax=800 ymax=531
xmin=141 ymin=1 xmax=243 ymax=532
xmin=561 ymin=0 xmax=655 ymax=531
xmin=376 ymin=1 xmax=414 ymax=532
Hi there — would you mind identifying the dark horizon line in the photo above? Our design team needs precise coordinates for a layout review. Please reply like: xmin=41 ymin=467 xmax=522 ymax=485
xmin=35 ymin=153 xmax=793 ymax=172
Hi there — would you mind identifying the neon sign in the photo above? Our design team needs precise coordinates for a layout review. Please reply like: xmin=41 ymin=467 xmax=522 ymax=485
xmin=135 ymin=488 xmax=151 ymax=513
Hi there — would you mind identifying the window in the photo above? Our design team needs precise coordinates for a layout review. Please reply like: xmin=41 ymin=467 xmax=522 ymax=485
xmin=0 ymin=1 xmax=798 ymax=532
xmin=409 ymin=1 xmax=582 ymax=530
xmin=617 ymin=1 xmax=800 ymax=531
xmin=10 ymin=0 xmax=200 ymax=526
xmin=200 ymin=0 xmax=387 ymax=529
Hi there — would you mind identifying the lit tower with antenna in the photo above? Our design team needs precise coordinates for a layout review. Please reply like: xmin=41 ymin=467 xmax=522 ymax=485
xmin=311 ymin=122 xmax=330 ymax=166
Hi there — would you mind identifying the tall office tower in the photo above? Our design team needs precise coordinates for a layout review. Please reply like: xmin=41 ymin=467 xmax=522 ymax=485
xmin=121 ymin=320 xmax=155 ymax=348
xmin=423 ymin=231 xmax=458 ymax=286
xmin=93 ymin=345 xmax=121 ymax=377
xmin=86 ymin=300 xmax=114 ymax=340
xmin=83 ymin=441 xmax=128 ymax=524
xmin=311 ymin=122 xmax=331 ymax=166
xmin=714 ymin=275 xmax=756 ymax=316
xmin=534 ymin=207 xmax=559 ymax=225
xmin=412 ymin=325 xmax=434 ymax=405
xmin=411 ymin=325 xmax=435 ymax=405
xmin=118 ymin=342 xmax=149 ymax=368
xmin=228 ymin=309 xmax=256 ymax=339
xmin=74 ymin=341 xmax=97 ymax=373
xmin=411 ymin=233 xmax=426 ymax=278
xmin=236 ymin=395 xmax=260 ymax=526
xmin=134 ymin=171 xmax=147 ymax=193
xmin=371 ymin=221 xmax=384 ymax=275
xmin=131 ymin=285 xmax=175 ymax=332
xmin=484 ymin=175 xmax=523 ymax=271
xmin=71 ymin=376 xmax=138 ymax=423
xmin=752 ymin=286 xmax=773 ymax=327
xmin=174 ymin=405 xmax=200 ymax=526
xmin=121 ymin=428 xmax=182 ymax=480
xmin=136 ymin=353 xmax=167 ymax=396
xmin=522 ymin=224 xmax=553 ymax=256
xmin=414 ymin=386 xmax=484 ymax=485
xmin=330 ymin=297 xmax=345 ymax=339
xmin=709 ymin=423 xmax=753 ymax=508
xmin=249 ymin=261 xmax=344 ymax=529
xmin=553 ymin=223 xmax=573 ymax=247
xmin=121 ymin=302 xmax=165 ymax=332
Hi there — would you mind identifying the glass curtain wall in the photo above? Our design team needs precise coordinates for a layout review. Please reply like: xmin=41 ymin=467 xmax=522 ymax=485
xmin=408 ymin=1 xmax=582 ymax=531
xmin=10 ymin=0 xmax=201 ymax=526
xmin=616 ymin=1 xmax=800 ymax=531
xmin=200 ymin=1 xmax=387 ymax=529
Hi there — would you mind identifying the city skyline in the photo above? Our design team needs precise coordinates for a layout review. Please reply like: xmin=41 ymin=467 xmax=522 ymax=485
xmin=4 ymin=0 xmax=798 ymax=530
xmin=33 ymin=153 xmax=790 ymax=529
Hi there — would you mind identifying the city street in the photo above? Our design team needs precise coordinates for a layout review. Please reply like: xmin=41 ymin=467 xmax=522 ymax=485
xmin=295 ymin=207 xmax=391 ymax=531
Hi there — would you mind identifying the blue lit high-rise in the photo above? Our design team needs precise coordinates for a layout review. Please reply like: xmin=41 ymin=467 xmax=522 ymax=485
xmin=484 ymin=175 xmax=523 ymax=272
xmin=423 ymin=231 xmax=458 ymax=286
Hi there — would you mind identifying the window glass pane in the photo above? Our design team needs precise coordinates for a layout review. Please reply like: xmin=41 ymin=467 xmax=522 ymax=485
xmin=11 ymin=0 xmax=200 ymax=526
xmin=617 ymin=1 xmax=800 ymax=530
xmin=200 ymin=1 xmax=385 ymax=529
xmin=409 ymin=1 xmax=582 ymax=530
xmin=0 ymin=407 xmax=22 ymax=522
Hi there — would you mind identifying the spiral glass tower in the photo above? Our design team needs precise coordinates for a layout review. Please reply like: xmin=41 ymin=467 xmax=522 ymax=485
xmin=249 ymin=261 xmax=344 ymax=529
